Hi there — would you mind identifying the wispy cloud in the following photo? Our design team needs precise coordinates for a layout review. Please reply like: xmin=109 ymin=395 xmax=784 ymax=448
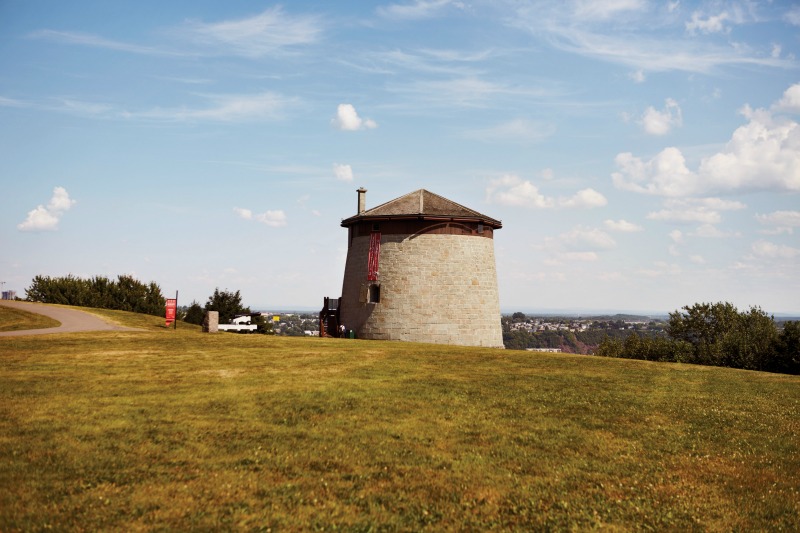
xmin=539 ymin=225 xmax=617 ymax=263
xmin=130 ymin=92 xmax=297 ymax=122
xmin=510 ymin=2 xmax=792 ymax=74
xmin=377 ymin=0 xmax=465 ymax=20
xmin=30 ymin=7 xmax=322 ymax=59
xmin=646 ymin=197 xmax=745 ymax=225
xmin=29 ymin=29 xmax=182 ymax=56
xmin=463 ymin=118 xmax=556 ymax=143
xmin=177 ymin=6 xmax=322 ymax=57
xmin=388 ymin=76 xmax=552 ymax=108
xmin=2 ymin=92 xmax=298 ymax=122
xmin=18 ymin=187 xmax=76 ymax=232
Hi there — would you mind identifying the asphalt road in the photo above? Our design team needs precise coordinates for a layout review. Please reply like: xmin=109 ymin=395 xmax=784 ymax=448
xmin=0 ymin=300 xmax=142 ymax=337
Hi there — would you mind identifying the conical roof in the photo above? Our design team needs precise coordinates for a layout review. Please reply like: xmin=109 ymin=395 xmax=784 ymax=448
xmin=341 ymin=189 xmax=502 ymax=228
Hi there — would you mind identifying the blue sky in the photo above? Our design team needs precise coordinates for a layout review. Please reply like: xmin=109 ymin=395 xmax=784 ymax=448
xmin=1 ymin=0 xmax=799 ymax=314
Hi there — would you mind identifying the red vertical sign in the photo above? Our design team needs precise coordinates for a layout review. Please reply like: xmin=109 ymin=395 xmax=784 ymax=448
xmin=367 ymin=231 xmax=381 ymax=281
xmin=165 ymin=299 xmax=177 ymax=327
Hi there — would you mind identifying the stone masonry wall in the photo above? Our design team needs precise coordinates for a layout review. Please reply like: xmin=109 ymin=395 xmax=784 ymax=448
xmin=340 ymin=232 xmax=503 ymax=348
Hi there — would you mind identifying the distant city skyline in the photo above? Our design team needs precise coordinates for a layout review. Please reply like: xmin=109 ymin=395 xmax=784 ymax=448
xmin=1 ymin=1 xmax=799 ymax=314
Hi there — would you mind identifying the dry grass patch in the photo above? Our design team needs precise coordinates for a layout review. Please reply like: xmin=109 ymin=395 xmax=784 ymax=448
xmin=0 ymin=305 xmax=60 ymax=332
xmin=1 ymin=307 xmax=798 ymax=530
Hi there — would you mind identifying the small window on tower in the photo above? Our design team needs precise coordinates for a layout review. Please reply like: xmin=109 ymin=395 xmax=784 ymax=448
xmin=478 ymin=223 xmax=484 ymax=234
xmin=369 ymin=284 xmax=381 ymax=304
xmin=373 ymin=223 xmax=381 ymax=231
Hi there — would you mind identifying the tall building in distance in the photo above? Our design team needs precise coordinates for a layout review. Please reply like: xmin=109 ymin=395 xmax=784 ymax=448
xmin=338 ymin=188 xmax=504 ymax=348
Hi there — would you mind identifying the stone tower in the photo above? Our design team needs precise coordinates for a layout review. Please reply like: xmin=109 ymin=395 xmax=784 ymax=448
xmin=339 ymin=188 xmax=503 ymax=348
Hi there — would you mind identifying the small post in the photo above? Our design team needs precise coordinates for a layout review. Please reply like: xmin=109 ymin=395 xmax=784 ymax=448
xmin=174 ymin=290 xmax=178 ymax=330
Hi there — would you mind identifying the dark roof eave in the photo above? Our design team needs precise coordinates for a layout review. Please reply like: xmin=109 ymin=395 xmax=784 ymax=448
xmin=341 ymin=213 xmax=502 ymax=229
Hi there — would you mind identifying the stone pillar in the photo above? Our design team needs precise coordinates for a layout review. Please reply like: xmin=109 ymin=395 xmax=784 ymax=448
xmin=203 ymin=311 xmax=219 ymax=333
xmin=357 ymin=187 xmax=367 ymax=214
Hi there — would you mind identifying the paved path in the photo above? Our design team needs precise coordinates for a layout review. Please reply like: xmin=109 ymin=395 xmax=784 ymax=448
xmin=0 ymin=300 xmax=142 ymax=337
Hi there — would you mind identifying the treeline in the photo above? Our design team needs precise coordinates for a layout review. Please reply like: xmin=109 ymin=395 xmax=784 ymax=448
xmin=503 ymin=327 xmax=652 ymax=354
xmin=26 ymin=274 xmax=166 ymax=316
xmin=596 ymin=302 xmax=799 ymax=375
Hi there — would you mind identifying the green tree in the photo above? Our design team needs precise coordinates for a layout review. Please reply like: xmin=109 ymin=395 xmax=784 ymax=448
xmin=772 ymin=321 xmax=800 ymax=375
xmin=25 ymin=274 xmax=165 ymax=316
xmin=252 ymin=314 xmax=274 ymax=335
xmin=667 ymin=302 xmax=741 ymax=365
xmin=183 ymin=301 xmax=205 ymax=325
xmin=664 ymin=302 xmax=779 ymax=371
xmin=205 ymin=288 xmax=250 ymax=324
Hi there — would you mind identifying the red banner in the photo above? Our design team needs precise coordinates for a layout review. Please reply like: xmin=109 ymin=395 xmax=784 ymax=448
xmin=165 ymin=299 xmax=177 ymax=327
xmin=367 ymin=231 xmax=381 ymax=281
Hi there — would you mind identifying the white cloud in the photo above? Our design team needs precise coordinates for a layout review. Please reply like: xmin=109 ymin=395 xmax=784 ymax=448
xmin=559 ymin=188 xmax=607 ymax=208
xmin=486 ymin=175 xmax=554 ymax=208
xmin=18 ymin=186 xmax=76 ymax=232
xmin=233 ymin=207 xmax=253 ymax=220
xmin=234 ymin=207 xmax=287 ymax=227
xmin=774 ymin=83 xmax=800 ymax=113
xmin=377 ymin=0 xmax=465 ymax=20
xmin=178 ymin=6 xmax=321 ymax=58
xmin=685 ymin=11 xmax=732 ymax=35
xmin=614 ymin=87 xmax=800 ymax=196
xmin=486 ymin=176 xmax=606 ymax=209
xmin=689 ymin=255 xmax=706 ymax=264
xmin=629 ymin=69 xmax=646 ymax=83
xmin=331 ymin=104 xmax=377 ymax=131
xmin=751 ymin=240 xmax=800 ymax=259
xmin=604 ymin=219 xmax=643 ymax=232
xmin=786 ymin=7 xmax=800 ymax=26
xmin=641 ymin=98 xmax=682 ymax=135
xmin=540 ymin=225 xmax=616 ymax=263
xmin=691 ymin=224 xmax=729 ymax=238
xmin=756 ymin=210 xmax=800 ymax=235
xmin=333 ymin=163 xmax=354 ymax=182
xmin=648 ymin=207 xmax=720 ymax=224
xmin=256 ymin=211 xmax=287 ymax=227
xmin=613 ymin=147 xmax=696 ymax=196
xmin=669 ymin=229 xmax=684 ymax=243
xmin=561 ymin=226 xmax=616 ymax=251
xmin=771 ymin=44 xmax=782 ymax=59
xmin=646 ymin=197 xmax=744 ymax=226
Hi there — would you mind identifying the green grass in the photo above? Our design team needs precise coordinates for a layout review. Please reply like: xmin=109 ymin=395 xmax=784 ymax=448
xmin=0 ymin=305 xmax=60 ymax=332
xmin=1 ymin=307 xmax=798 ymax=531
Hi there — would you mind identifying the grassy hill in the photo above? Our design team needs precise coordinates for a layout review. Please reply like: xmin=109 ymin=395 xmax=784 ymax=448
xmin=1 ymin=307 xmax=798 ymax=531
